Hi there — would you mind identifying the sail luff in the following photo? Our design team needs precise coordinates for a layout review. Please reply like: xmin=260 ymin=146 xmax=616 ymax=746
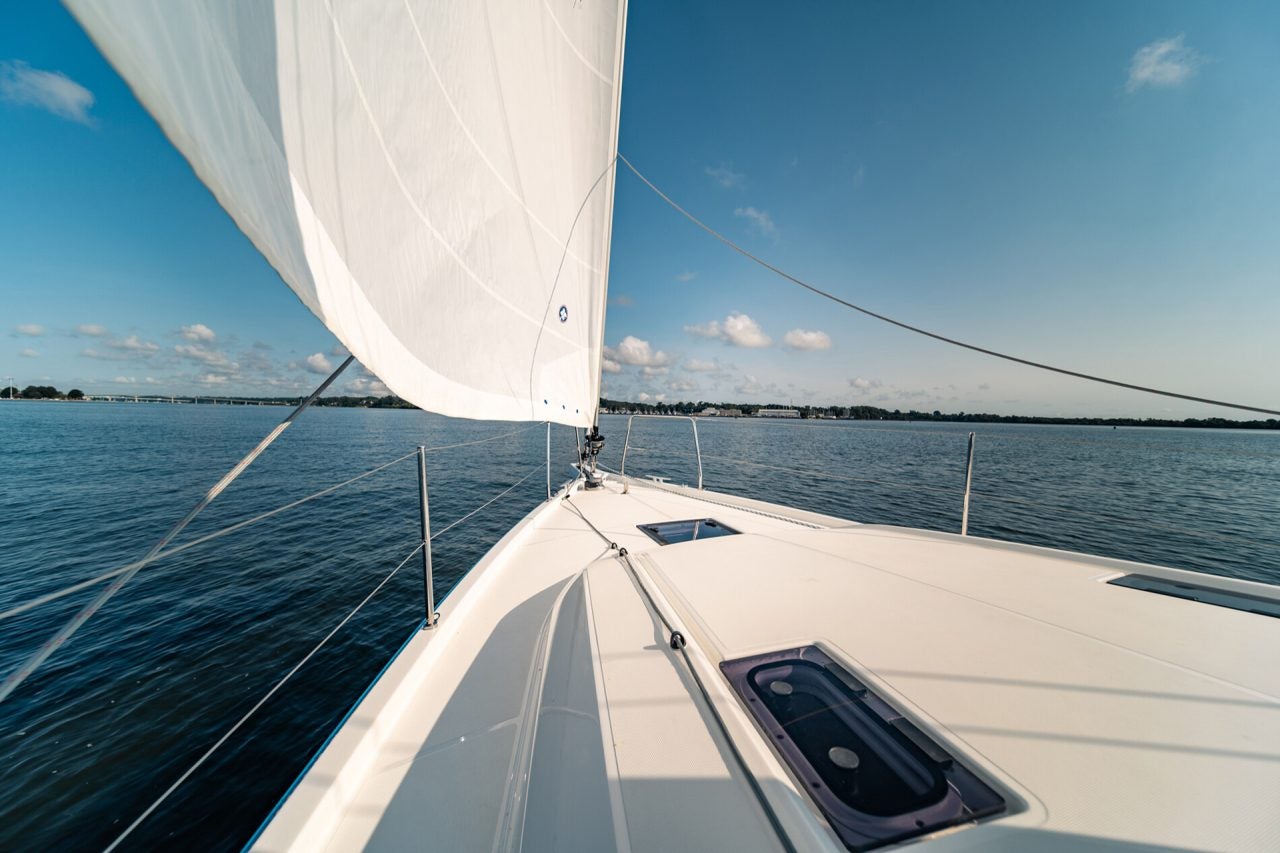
xmin=589 ymin=0 xmax=630 ymax=425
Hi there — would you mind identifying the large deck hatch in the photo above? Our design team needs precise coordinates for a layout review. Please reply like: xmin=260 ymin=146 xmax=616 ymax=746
xmin=1109 ymin=574 xmax=1280 ymax=618
xmin=722 ymin=646 xmax=1005 ymax=851
xmin=636 ymin=518 xmax=738 ymax=545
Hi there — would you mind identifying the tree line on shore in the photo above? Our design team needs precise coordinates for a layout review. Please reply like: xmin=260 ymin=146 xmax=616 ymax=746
xmin=2 ymin=385 xmax=83 ymax=400
xmin=5 ymin=385 xmax=1275 ymax=429
xmin=599 ymin=397 xmax=1280 ymax=430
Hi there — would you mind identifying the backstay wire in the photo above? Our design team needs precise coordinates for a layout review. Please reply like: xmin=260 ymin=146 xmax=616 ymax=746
xmin=617 ymin=153 xmax=1280 ymax=419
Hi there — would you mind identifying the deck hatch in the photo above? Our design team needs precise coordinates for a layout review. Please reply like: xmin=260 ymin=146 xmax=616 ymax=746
xmin=1109 ymin=574 xmax=1280 ymax=618
xmin=721 ymin=646 xmax=1005 ymax=851
xmin=636 ymin=518 xmax=738 ymax=545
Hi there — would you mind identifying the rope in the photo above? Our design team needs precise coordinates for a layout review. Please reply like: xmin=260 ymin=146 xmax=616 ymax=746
xmin=559 ymin=494 xmax=792 ymax=851
xmin=562 ymin=495 xmax=620 ymax=550
xmin=528 ymin=156 xmax=619 ymax=421
xmin=613 ymin=548 xmax=798 ymax=853
xmin=102 ymin=541 xmax=425 ymax=853
xmin=617 ymin=153 xmax=1280 ymax=419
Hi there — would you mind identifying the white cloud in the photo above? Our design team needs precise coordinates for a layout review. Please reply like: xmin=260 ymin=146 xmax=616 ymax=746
xmin=0 ymin=61 xmax=95 ymax=125
xmin=14 ymin=324 xmax=43 ymax=336
xmin=330 ymin=344 xmax=349 ymax=357
xmin=849 ymin=376 xmax=883 ymax=394
xmin=683 ymin=357 xmax=727 ymax=373
xmin=180 ymin=323 xmax=217 ymax=342
xmin=346 ymin=376 xmax=390 ymax=396
xmin=602 ymin=358 xmax=622 ymax=374
xmin=637 ymin=392 xmax=651 ymax=402
xmin=654 ymin=394 xmax=667 ymax=403
xmin=304 ymin=352 xmax=333 ymax=374
xmin=675 ymin=271 xmax=697 ymax=282
xmin=641 ymin=365 xmax=669 ymax=378
xmin=608 ymin=294 xmax=635 ymax=307
xmin=684 ymin=321 xmax=723 ymax=340
xmin=112 ymin=376 xmax=137 ymax=385
xmin=705 ymin=163 xmax=744 ymax=189
xmin=783 ymin=329 xmax=832 ymax=351
xmin=174 ymin=343 xmax=225 ymax=365
xmin=75 ymin=324 xmax=107 ymax=337
xmin=723 ymin=314 xmax=771 ymax=347
xmin=1126 ymin=35 xmax=1202 ymax=92
xmin=734 ymin=206 xmax=777 ymax=239
xmin=685 ymin=313 xmax=771 ymax=348
xmin=85 ymin=333 xmax=162 ymax=361
xmin=113 ymin=335 xmax=159 ymax=353
xmin=199 ymin=373 xmax=228 ymax=385
xmin=20 ymin=347 xmax=38 ymax=358
xmin=736 ymin=374 xmax=763 ymax=395
xmin=604 ymin=335 xmax=672 ymax=368
xmin=668 ymin=378 xmax=697 ymax=393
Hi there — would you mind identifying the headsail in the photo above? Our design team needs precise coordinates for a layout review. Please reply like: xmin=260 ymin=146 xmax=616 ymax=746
xmin=67 ymin=0 xmax=627 ymax=427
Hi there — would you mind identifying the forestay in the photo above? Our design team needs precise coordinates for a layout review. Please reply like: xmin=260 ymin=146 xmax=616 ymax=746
xmin=67 ymin=0 xmax=627 ymax=427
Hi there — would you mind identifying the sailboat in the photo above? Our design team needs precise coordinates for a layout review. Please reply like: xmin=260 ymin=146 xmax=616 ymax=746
xmin=47 ymin=2 xmax=1280 ymax=851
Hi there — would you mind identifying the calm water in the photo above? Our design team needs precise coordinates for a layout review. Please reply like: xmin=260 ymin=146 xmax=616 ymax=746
xmin=1 ymin=403 xmax=1276 ymax=850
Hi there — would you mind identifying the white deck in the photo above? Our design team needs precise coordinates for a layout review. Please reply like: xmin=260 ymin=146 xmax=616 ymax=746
xmin=254 ymin=473 xmax=1280 ymax=852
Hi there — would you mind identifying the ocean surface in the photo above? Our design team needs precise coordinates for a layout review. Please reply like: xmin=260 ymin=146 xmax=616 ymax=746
xmin=1 ymin=402 xmax=1276 ymax=850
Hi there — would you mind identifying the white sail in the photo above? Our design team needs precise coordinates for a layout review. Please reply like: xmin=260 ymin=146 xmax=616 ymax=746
xmin=66 ymin=0 xmax=627 ymax=427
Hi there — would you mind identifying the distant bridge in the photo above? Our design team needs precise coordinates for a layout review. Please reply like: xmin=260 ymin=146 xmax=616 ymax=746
xmin=84 ymin=395 xmax=292 ymax=406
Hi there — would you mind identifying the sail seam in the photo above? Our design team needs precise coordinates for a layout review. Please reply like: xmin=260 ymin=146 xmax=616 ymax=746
xmin=541 ymin=0 xmax=614 ymax=85
xmin=399 ymin=0 xmax=606 ymax=277
xmin=318 ymin=0 xmax=582 ymax=349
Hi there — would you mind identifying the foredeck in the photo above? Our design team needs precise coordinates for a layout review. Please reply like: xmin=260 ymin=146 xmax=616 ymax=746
xmin=254 ymin=473 xmax=1280 ymax=852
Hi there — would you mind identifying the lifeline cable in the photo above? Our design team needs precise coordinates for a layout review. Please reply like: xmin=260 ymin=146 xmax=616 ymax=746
xmin=617 ymin=153 xmax=1280 ymax=418
xmin=103 ymin=463 xmax=545 ymax=849
xmin=102 ymin=540 xmax=426 ymax=853
xmin=0 ymin=356 xmax=356 ymax=706
xmin=0 ymin=429 xmax=545 ymax=627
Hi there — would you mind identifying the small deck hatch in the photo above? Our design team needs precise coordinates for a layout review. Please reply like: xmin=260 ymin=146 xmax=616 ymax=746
xmin=722 ymin=646 xmax=1005 ymax=851
xmin=1109 ymin=574 xmax=1280 ymax=618
xmin=636 ymin=518 xmax=738 ymax=546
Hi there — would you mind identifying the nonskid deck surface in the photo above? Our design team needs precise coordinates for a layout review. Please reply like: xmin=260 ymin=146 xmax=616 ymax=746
xmin=255 ymin=474 xmax=1280 ymax=852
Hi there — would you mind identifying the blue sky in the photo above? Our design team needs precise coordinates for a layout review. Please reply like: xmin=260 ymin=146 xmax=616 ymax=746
xmin=3 ymin=1 xmax=1278 ymax=417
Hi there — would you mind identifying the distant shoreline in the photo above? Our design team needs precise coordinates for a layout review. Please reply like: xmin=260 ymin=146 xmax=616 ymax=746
xmin=4 ymin=392 xmax=1276 ymax=430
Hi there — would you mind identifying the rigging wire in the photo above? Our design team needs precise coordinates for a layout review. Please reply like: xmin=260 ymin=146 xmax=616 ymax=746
xmin=0 ymin=428 xmax=545 ymax=628
xmin=616 ymin=153 xmax=1280 ymax=419
xmin=622 ymin=444 xmax=965 ymax=496
xmin=429 ymin=464 xmax=543 ymax=541
xmin=101 ymin=540 xmax=425 ymax=853
xmin=0 ymin=451 xmax=418 ymax=625
xmin=0 ymin=356 xmax=355 ymax=706
xmin=101 ymin=462 xmax=544 ymax=849
xmin=618 ymin=449 xmax=1267 ymax=549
